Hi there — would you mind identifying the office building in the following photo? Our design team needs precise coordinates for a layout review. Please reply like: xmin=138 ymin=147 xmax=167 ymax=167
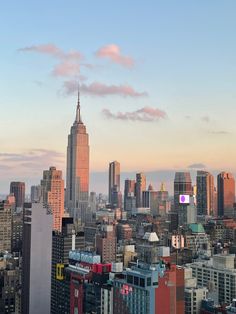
xmin=124 ymin=179 xmax=136 ymax=211
xmin=109 ymin=161 xmax=121 ymax=206
xmin=12 ymin=210 xmax=23 ymax=254
xmin=113 ymin=262 xmax=184 ymax=314
xmin=217 ymin=172 xmax=235 ymax=217
xmin=30 ymin=185 xmax=42 ymax=202
xmin=187 ymin=254 xmax=236 ymax=304
xmin=174 ymin=172 xmax=192 ymax=211
xmin=96 ymin=225 xmax=116 ymax=263
xmin=135 ymin=173 xmax=146 ymax=208
xmin=0 ymin=255 xmax=21 ymax=313
xmin=66 ymin=92 xmax=89 ymax=222
xmin=0 ymin=195 xmax=14 ymax=252
xmin=22 ymin=202 xmax=53 ymax=314
xmin=53 ymin=250 xmax=111 ymax=314
xmin=51 ymin=217 xmax=85 ymax=314
xmin=184 ymin=268 xmax=208 ymax=314
xmin=197 ymin=171 xmax=214 ymax=216
xmin=10 ymin=181 xmax=25 ymax=209
xmin=41 ymin=166 xmax=64 ymax=231
xmin=142 ymin=186 xmax=159 ymax=216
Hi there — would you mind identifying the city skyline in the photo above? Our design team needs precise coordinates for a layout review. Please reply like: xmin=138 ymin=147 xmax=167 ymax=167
xmin=1 ymin=1 xmax=236 ymax=193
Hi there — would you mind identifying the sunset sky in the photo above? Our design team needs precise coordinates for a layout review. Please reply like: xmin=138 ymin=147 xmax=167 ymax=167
xmin=1 ymin=1 xmax=236 ymax=193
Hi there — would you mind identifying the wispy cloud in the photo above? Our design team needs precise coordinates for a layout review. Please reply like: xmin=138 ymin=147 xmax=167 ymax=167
xmin=96 ymin=44 xmax=134 ymax=68
xmin=18 ymin=43 xmax=83 ymax=61
xmin=19 ymin=43 xmax=84 ymax=77
xmin=188 ymin=163 xmax=206 ymax=169
xmin=102 ymin=106 xmax=167 ymax=122
xmin=62 ymin=80 xmax=148 ymax=97
xmin=0 ymin=149 xmax=65 ymax=173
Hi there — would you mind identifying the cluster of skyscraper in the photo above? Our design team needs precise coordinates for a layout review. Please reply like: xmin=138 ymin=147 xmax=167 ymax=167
xmin=2 ymin=93 xmax=236 ymax=314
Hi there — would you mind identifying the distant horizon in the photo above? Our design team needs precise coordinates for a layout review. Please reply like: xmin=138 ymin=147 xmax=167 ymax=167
xmin=0 ymin=168 xmax=234 ymax=196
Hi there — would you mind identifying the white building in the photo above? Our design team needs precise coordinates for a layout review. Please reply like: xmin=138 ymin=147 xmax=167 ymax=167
xmin=187 ymin=254 xmax=236 ymax=305
xmin=184 ymin=268 xmax=208 ymax=314
xmin=22 ymin=202 xmax=53 ymax=314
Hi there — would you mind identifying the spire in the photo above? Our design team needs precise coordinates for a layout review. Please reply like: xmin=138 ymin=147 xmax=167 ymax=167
xmin=160 ymin=182 xmax=165 ymax=192
xmin=76 ymin=87 xmax=82 ymax=123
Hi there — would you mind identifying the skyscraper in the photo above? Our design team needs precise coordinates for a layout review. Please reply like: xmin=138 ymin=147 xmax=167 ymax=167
xmin=10 ymin=181 xmax=25 ymax=209
xmin=0 ymin=195 xmax=15 ymax=252
xmin=196 ymin=171 xmax=214 ymax=216
xmin=66 ymin=92 xmax=89 ymax=222
xmin=108 ymin=161 xmax=120 ymax=205
xmin=41 ymin=166 xmax=64 ymax=231
xmin=22 ymin=202 xmax=52 ymax=314
xmin=124 ymin=179 xmax=135 ymax=211
xmin=174 ymin=172 xmax=192 ymax=211
xmin=30 ymin=185 xmax=42 ymax=202
xmin=135 ymin=172 xmax=146 ymax=208
xmin=217 ymin=172 xmax=235 ymax=217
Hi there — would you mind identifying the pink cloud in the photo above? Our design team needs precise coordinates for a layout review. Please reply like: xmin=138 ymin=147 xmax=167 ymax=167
xmin=52 ymin=61 xmax=81 ymax=77
xmin=62 ymin=80 xmax=147 ymax=97
xmin=102 ymin=107 xmax=167 ymax=122
xmin=19 ymin=43 xmax=83 ymax=61
xmin=96 ymin=44 xmax=134 ymax=68
xmin=19 ymin=44 xmax=63 ymax=57
xmin=19 ymin=43 xmax=85 ymax=77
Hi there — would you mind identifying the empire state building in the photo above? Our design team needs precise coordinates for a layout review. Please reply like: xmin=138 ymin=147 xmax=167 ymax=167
xmin=66 ymin=92 xmax=89 ymax=222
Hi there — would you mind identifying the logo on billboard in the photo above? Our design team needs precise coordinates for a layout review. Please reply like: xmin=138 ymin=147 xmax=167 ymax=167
xmin=179 ymin=195 xmax=190 ymax=204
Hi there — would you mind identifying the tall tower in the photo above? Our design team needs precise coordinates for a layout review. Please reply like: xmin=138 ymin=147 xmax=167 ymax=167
xmin=217 ymin=172 xmax=235 ymax=217
xmin=196 ymin=171 xmax=214 ymax=216
xmin=135 ymin=173 xmax=146 ymax=208
xmin=41 ymin=166 xmax=64 ymax=231
xmin=66 ymin=91 xmax=89 ymax=222
xmin=108 ymin=161 xmax=120 ymax=205
xmin=174 ymin=172 xmax=192 ymax=211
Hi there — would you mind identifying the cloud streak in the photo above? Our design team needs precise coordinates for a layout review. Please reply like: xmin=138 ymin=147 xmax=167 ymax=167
xmin=0 ymin=149 xmax=65 ymax=174
xmin=96 ymin=44 xmax=134 ymax=68
xmin=19 ymin=43 xmax=84 ymax=77
xmin=102 ymin=106 xmax=167 ymax=122
xmin=63 ymin=80 xmax=148 ymax=97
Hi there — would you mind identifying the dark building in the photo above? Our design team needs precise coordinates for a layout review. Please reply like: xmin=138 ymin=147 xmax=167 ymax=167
xmin=135 ymin=173 xmax=146 ymax=208
xmin=108 ymin=161 xmax=120 ymax=205
xmin=11 ymin=211 xmax=23 ymax=255
xmin=10 ymin=182 xmax=25 ymax=209
xmin=124 ymin=179 xmax=136 ymax=211
xmin=53 ymin=250 xmax=111 ymax=314
xmin=217 ymin=172 xmax=235 ymax=217
xmin=0 ymin=256 xmax=21 ymax=314
xmin=174 ymin=172 xmax=192 ymax=211
xmin=197 ymin=171 xmax=214 ymax=216
xmin=51 ymin=217 xmax=85 ymax=314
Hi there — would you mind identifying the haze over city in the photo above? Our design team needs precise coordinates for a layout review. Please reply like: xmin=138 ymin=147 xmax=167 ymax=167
xmin=1 ymin=1 xmax=236 ymax=194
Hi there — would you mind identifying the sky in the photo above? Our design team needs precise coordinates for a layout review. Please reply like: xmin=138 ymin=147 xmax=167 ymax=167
xmin=1 ymin=0 xmax=236 ymax=194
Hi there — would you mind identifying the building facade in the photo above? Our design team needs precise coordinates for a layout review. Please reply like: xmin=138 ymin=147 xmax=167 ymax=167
xmin=217 ymin=172 xmax=235 ymax=217
xmin=66 ymin=93 xmax=89 ymax=222
xmin=22 ymin=202 xmax=53 ymax=314
xmin=10 ymin=182 xmax=25 ymax=209
xmin=41 ymin=166 xmax=64 ymax=231
xmin=197 ymin=171 xmax=214 ymax=216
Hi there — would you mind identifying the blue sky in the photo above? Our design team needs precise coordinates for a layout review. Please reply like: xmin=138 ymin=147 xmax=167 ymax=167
xmin=1 ymin=1 xmax=236 ymax=193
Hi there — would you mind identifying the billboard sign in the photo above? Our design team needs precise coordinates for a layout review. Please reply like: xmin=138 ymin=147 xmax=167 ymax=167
xmin=179 ymin=194 xmax=190 ymax=204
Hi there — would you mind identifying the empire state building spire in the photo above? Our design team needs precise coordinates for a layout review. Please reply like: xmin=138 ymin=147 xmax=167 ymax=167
xmin=76 ymin=88 xmax=82 ymax=123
